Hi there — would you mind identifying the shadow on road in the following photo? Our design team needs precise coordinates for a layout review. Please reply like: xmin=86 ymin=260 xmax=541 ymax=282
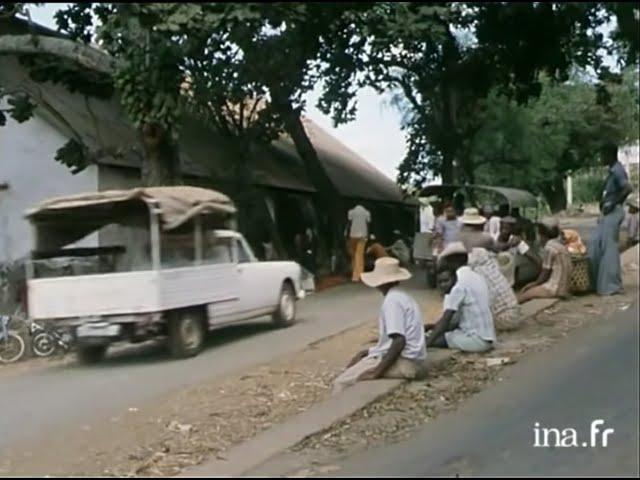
xmin=54 ymin=318 xmax=283 ymax=370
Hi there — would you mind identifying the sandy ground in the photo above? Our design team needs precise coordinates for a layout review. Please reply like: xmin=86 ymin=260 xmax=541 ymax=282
xmin=0 ymin=290 xmax=447 ymax=477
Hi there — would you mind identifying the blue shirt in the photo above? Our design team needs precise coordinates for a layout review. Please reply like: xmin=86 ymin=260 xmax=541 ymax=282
xmin=601 ymin=162 xmax=629 ymax=209
xmin=435 ymin=217 xmax=462 ymax=247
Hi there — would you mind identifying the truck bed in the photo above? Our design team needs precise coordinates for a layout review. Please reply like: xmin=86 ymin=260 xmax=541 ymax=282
xmin=27 ymin=264 xmax=239 ymax=320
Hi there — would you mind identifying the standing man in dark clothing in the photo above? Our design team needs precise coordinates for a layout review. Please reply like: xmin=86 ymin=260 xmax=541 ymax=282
xmin=587 ymin=143 xmax=633 ymax=295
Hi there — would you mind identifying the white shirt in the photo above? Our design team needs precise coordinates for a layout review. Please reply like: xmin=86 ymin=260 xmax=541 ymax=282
xmin=510 ymin=235 xmax=530 ymax=256
xmin=348 ymin=205 xmax=371 ymax=238
xmin=488 ymin=216 xmax=501 ymax=241
xmin=420 ymin=205 xmax=435 ymax=233
xmin=435 ymin=217 xmax=462 ymax=247
xmin=368 ymin=288 xmax=427 ymax=361
xmin=443 ymin=266 xmax=496 ymax=343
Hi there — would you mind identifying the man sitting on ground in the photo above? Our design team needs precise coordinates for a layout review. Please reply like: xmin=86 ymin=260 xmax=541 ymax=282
xmin=517 ymin=218 xmax=572 ymax=304
xmin=468 ymin=246 xmax=522 ymax=332
xmin=425 ymin=243 xmax=497 ymax=353
xmin=458 ymin=207 xmax=495 ymax=251
xmin=623 ymin=197 xmax=639 ymax=249
xmin=333 ymin=258 xmax=427 ymax=395
xmin=366 ymin=235 xmax=389 ymax=259
xmin=389 ymin=230 xmax=412 ymax=267
xmin=495 ymin=216 xmax=540 ymax=287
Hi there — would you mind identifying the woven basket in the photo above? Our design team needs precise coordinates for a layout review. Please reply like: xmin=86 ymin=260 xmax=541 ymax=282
xmin=570 ymin=254 xmax=591 ymax=293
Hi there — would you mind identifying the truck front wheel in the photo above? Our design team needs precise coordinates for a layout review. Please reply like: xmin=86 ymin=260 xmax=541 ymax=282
xmin=168 ymin=309 xmax=206 ymax=359
xmin=272 ymin=282 xmax=297 ymax=328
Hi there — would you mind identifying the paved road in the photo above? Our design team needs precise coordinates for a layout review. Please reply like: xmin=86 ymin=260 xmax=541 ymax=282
xmin=0 ymin=276 xmax=438 ymax=451
xmin=322 ymin=301 xmax=639 ymax=477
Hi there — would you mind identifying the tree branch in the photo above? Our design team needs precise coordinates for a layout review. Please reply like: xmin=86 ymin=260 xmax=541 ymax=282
xmin=0 ymin=34 xmax=117 ymax=75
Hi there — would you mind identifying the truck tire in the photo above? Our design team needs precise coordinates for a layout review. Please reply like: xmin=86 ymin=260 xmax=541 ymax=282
xmin=272 ymin=282 xmax=297 ymax=328
xmin=168 ymin=309 xmax=205 ymax=359
xmin=77 ymin=345 xmax=108 ymax=365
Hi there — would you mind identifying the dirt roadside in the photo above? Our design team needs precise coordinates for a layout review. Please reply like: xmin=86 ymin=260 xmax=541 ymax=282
xmin=0 ymin=293 xmax=445 ymax=477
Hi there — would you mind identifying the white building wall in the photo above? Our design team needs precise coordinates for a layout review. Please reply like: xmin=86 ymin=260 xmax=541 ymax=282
xmin=0 ymin=110 xmax=98 ymax=264
xmin=619 ymin=143 xmax=640 ymax=166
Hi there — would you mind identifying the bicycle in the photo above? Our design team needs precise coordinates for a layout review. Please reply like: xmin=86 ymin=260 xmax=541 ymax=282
xmin=0 ymin=312 xmax=26 ymax=364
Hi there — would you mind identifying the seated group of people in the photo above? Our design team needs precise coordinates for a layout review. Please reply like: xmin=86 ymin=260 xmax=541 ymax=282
xmin=433 ymin=205 xmax=575 ymax=305
xmin=333 ymin=208 xmax=576 ymax=395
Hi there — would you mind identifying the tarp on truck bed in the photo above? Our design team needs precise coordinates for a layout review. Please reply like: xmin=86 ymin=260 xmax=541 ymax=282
xmin=26 ymin=186 xmax=237 ymax=252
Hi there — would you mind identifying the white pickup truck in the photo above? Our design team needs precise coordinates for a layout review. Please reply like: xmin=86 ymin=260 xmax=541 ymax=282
xmin=25 ymin=187 xmax=314 ymax=363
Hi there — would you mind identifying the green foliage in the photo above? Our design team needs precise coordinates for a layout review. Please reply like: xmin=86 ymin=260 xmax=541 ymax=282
xmin=54 ymin=138 xmax=91 ymax=175
xmin=5 ymin=93 xmax=35 ymax=122
xmin=391 ymin=2 xmax=639 ymax=187
xmin=0 ymin=88 xmax=36 ymax=125
xmin=573 ymin=168 xmax=607 ymax=204
xmin=469 ymin=65 xmax=639 ymax=207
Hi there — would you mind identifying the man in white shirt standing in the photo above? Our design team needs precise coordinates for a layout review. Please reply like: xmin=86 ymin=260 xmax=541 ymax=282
xmin=426 ymin=242 xmax=497 ymax=353
xmin=419 ymin=197 xmax=436 ymax=233
xmin=333 ymin=257 xmax=427 ymax=395
xmin=346 ymin=204 xmax=371 ymax=282
xmin=482 ymin=205 xmax=502 ymax=241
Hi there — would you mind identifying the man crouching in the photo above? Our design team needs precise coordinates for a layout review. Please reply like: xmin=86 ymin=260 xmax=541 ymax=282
xmin=332 ymin=257 xmax=427 ymax=395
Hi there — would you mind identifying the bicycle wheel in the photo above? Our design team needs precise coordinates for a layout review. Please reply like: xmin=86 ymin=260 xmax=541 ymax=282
xmin=32 ymin=332 xmax=56 ymax=357
xmin=0 ymin=332 xmax=26 ymax=364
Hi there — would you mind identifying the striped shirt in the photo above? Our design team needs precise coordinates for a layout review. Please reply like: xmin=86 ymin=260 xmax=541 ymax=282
xmin=443 ymin=266 xmax=496 ymax=343
xmin=541 ymin=238 xmax=572 ymax=297
xmin=468 ymin=248 xmax=521 ymax=331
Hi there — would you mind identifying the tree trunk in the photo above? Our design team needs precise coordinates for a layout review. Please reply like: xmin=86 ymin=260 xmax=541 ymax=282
xmin=541 ymin=176 xmax=568 ymax=213
xmin=140 ymin=123 xmax=181 ymax=186
xmin=441 ymin=149 xmax=455 ymax=184
xmin=272 ymin=94 xmax=344 ymax=272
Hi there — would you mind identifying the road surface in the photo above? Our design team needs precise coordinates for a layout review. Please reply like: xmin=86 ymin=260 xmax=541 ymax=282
xmin=321 ymin=301 xmax=639 ymax=477
xmin=0 ymin=276 xmax=439 ymax=452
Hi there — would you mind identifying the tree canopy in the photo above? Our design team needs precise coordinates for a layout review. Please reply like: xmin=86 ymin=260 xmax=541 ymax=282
xmin=469 ymin=65 xmax=639 ymax=211
xmin=1 ymin=2 xmax=639 ymax=216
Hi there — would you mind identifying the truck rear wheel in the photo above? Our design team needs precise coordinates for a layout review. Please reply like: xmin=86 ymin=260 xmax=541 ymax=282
xmin=77 ymin=345 xmax=108 ymax=365
xmin=168 ymin=309 xmax=205 ymax=359
xmin=272 ymin=282 xmax=297 ymax=328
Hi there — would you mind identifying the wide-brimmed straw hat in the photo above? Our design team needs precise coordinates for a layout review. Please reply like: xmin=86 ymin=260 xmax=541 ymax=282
xmin=460 ymin=207 xmax=486 ymax=225
xmin=361 ymin=257 xmax=412 ymax=288
xmin=436 ymin=241 xmax=468 ymax=268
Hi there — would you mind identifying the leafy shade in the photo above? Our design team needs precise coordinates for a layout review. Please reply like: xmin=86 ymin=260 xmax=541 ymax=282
xmin=470 ymin=66 xmax=639 ymax=211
